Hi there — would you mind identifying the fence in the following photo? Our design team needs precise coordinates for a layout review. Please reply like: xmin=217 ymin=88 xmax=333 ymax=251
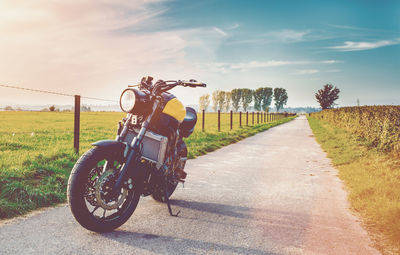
xmin=1 ymin=84 xmax=296 ymax=155
xmin=0 ymin=84 xmax=117 ymax=155
xmin=200 ymin=110 xmax=295 ymax=132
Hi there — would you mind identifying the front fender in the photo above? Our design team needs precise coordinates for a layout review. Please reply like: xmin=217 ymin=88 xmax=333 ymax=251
xmin=92 ymin=140 xmax=128 ymax=157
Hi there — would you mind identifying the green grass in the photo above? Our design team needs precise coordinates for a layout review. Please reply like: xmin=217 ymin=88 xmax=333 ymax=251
xmin=0 ymin=111 xmax=294 ymax=219
xmin=307 ymin=116 xmax=400 ymax=255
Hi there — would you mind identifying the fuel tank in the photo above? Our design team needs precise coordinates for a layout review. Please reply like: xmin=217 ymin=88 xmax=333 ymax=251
xmin=150 ymin=92 xmax=186 ymax=137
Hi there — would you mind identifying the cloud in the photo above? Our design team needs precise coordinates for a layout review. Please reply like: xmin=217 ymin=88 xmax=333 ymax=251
xmin=227 ymin=29 xmax=311 ymax=45
xmin=264 ymin=29 xmax=311 ymax=43
xmin=200 ymin=60 xmax=340 ymax=73
xmin=213 ymin=27 xmax=228 ymax=37
xmin=0 ymin=0 xmax=226 ymax=104
xmin=228 ymin=23 xmax=240 ymax=30
xmin=330 ymin=39 xmax=400 ymax=51
xmin=321 ymin=60 xmax=343 ymax=64
xmin=294 ymin=69 xmax=319 ymax=75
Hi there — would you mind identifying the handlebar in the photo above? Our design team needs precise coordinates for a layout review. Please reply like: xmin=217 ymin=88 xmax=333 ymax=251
xmin=140 ymin=77 xmax=206 ymax=96
xmin=180 ymin=80 xmax=207 ymax=88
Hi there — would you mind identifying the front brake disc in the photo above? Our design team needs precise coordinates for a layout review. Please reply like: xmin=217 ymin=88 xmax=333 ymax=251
xmin=95 ymin=170 xmax=128 ymax=210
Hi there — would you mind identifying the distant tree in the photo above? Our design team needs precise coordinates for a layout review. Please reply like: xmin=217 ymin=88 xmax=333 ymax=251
xmin=241 ymin=89 xmax=253 ymax=112
xmin=212 ymin=91 xmax=219 ymax=112
xmin=217 ymin=91 xmax=226 ymax=111
xmin=224 ymin=92 xmax=231 ymax=112
xmin=49 ymin=105 xmax=56 ymax=112
xmin=261 ymin=87 xmax=273 ymax=111
xmin=4 ymin=106 xmax=13 ymax=111
xmin=273 ymin=88 xmax=288 ymax=112
xmin=231 ymin=89 xmax=242 ymax=112
xmin=81 ymin=105 xmax=91 ymax=112
xmin=199 ymin=94 xmax=210 ymax=111
xmin=315 ymin=84 xmax=340 ymax=109
xmin=253 ymin=88 xmax=264 ymax=111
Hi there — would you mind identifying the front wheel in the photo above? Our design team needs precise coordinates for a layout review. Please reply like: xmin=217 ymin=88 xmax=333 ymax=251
xmin=67 ymin=146 xmax=140 ymax=232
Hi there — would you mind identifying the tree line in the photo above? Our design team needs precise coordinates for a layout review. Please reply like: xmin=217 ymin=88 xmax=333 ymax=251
xmin=199 ymin=87 xmax=288 ymax=112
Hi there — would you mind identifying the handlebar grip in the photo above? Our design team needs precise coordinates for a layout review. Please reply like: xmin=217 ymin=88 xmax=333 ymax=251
xmin=185 ymin=82 xmax=206 ymax=87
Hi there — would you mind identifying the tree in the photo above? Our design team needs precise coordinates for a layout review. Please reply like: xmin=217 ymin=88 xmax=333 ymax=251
xmin=199 ymin=94 xmax=210 ymax=111
xmin=261 ymin=87 xmax=273 ymax=111
xmin=49 ymin=105 xmax=56 ymax=112
xmin=253 ymin=88 xmax=263 ymax=111
xmin=231 ymin=89 xmax=242 ymax=112
xmin=4 ymin=106 xmax=13 ymax=111
xmin=241 ymin=89 xmax=253 ymax=112
xmin=217 ymin=91 xmax=226 ymax=111
xmin=224 ymin=92 xmax=231 ymax=112
xmin=212 ymin=90 xmax=219 ymax=112
xmin=273 ymin=88 xmax=288 ymax=112
xmin=315 ymin=84 xmax=340 ymax=109
xmin=81 ymin=105 xmax=91 ymax=112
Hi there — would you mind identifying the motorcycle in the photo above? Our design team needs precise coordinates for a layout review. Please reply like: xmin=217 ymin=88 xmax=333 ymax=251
xmin=67 ymin=76 xmax=206 ymax=232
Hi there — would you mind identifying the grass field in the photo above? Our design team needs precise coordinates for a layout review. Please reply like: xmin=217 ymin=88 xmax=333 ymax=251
xmin=308 ymin=116 xmax=400 ymax=255
xmin=0 ymin=111 xmax=294 ymax=219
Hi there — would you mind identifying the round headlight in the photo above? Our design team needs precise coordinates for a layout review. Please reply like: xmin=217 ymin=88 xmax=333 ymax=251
xmin=120 ymin=89 xmax=136 ymax=112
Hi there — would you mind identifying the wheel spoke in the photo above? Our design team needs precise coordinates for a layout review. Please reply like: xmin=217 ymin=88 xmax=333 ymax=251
xmin=91 ymin=206 xmax=99 ymax=214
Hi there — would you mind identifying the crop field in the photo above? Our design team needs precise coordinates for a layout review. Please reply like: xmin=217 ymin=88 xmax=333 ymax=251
xmin=0 ymin=111 xmax=294 ymax=218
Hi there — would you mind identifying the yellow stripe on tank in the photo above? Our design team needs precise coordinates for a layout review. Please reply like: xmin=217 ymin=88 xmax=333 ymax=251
xmin=162 ymin=98 xmax=186 ymax=123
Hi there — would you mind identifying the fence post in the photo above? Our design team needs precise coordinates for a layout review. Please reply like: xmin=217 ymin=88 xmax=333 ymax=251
xmin=246 ymin=111 xmax=248 ymax=126
xmin=252 ymin=112 xmax=254 ymax=125
xmin=202 ymin=109 xmax=205 ymax=132
xmin=74 ymin=95 xmax=80 ymax=154
xmin=239 ymin=111 xmax=242 ymax=127
xmin=230 ymin=110 xmax=233 ymax=130
xmin=257 ymin=112 xmax=259 ymax=124
xmin=218 ymin=110 xmax=221 ymax=132
xmin=264 ymin=112 xmax=266 ymax=123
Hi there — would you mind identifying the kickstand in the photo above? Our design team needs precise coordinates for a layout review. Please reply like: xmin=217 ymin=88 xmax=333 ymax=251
xmin=165 ymin=176 xmax=180 ymax=217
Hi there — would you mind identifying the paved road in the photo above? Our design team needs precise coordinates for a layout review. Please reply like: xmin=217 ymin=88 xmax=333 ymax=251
xmin=0 ymin=116 xmax=380 ymax=255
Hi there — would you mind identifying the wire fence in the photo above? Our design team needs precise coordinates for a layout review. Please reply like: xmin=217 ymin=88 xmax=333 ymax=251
xmin=1 ymin=84 xmax=295 ymax=154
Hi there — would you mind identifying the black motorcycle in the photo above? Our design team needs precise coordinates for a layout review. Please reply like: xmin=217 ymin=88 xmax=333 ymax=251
xmin=67 ymin=76 xmax=206 ymax=232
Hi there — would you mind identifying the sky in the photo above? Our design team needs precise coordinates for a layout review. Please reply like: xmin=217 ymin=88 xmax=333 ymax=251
xmin=0 ymin=0 xmax=399 ymax=108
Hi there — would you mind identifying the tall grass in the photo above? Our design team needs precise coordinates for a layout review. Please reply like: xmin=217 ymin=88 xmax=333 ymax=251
xmin=0 ymin=111 xmax=294 ymax=218
xmin=308 ymin=116 xmax=400 ymax=254
xmin=310 ymin=106 xmax=400 ymax=153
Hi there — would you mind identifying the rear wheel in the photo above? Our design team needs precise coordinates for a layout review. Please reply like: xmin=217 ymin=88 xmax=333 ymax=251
xmin=151 ymin=179 xmax=178 ymax=202
xmin=67 ymin=146 xmax=140 ymax=232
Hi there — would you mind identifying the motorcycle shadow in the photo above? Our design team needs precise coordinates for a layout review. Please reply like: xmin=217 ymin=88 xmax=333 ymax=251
xmin=169 ymin=199 xmax=251 ymax=219
xmin=101 ymin=229 xmax=278 ymax=255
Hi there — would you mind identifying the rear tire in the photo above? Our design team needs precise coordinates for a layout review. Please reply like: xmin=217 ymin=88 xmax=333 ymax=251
xmin=151 ymin=181 xmax=178 ymax=202
xmin=67 ymin=146 xmax=140 ymax=232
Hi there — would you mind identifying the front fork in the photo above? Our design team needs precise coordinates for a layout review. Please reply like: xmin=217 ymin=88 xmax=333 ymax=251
xmin=111 ymin=98 xmax=161 ymax=198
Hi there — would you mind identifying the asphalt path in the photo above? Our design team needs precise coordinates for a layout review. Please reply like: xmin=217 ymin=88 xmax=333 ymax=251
xmin=0 ymin=116 xmax=380 ymax=254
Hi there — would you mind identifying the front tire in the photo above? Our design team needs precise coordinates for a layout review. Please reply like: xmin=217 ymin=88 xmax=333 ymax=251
xmin=67 ymin=146 xmax=140 ymax=232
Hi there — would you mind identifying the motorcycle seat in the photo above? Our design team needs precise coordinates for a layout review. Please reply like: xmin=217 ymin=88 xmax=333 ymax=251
xmin=179 ymin=107 xmax=197 ymax=137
